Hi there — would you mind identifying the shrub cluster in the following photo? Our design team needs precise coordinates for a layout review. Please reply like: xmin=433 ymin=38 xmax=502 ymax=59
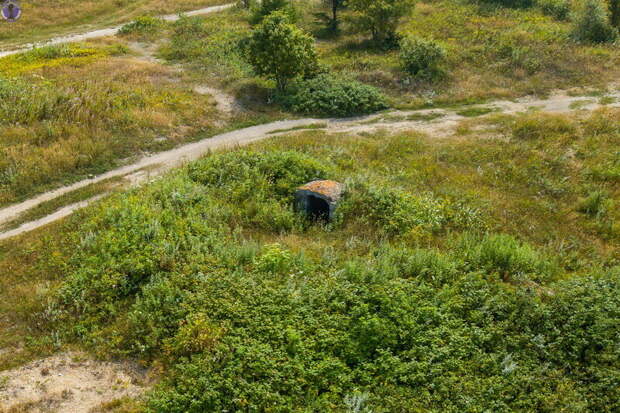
xmin=571 ymin=0 xmax=618 ymax=43
xmin=277 ymin=74 xmax=388 ymax=117
xmin=47 ymin=147 xmax=620 ymax=412
xmin=399 ymin=36 xmax=447 ymax=80
xmin=118 ymin=16 xmax=166 ymax=37
xmin=336 ymin=182 xmax=484 ymax=237
xmin=537 ymin=0 xmax=570 ymax=20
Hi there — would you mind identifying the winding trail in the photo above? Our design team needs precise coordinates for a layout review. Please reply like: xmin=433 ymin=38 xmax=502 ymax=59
xmin=0 ymin=90 xmax=619 ymax=240
xmin=0 ymin=3 xmax=235 ymax=58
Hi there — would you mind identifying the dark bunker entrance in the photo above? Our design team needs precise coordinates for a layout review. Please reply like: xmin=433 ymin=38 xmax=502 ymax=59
xmin=306 ymin=195 xmax=330 ymax=220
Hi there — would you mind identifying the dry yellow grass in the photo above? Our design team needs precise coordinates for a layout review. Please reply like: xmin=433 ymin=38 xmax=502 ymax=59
xmin=0 ymin=0 xmax=227 ymax=48
xmin=0 ymin=43 xmax=222 ymax=206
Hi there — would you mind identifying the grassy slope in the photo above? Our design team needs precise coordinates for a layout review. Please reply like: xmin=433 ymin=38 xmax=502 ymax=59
xmin=1 ymin=0 xmax=618 ymax=206
xmin=158 ymin=2 xmax=620 ymax=108
xmin=0 ymin=37 xmax=289 ymax=207
xmin=1 ymin=108 xmax=618 ymax=410
xmin=0 ymin=0 xmax=228 ymax=49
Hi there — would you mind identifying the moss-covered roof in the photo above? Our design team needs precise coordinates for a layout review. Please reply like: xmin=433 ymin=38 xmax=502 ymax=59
xmin=296 ymin=180 xmax=344 ymax=202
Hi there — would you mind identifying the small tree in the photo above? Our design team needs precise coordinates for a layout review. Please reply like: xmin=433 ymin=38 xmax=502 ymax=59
xmin=251 ymin=0 xmax=296 ymax=23
xmin=245 ymin=12 xmax=319 ymax=91
xmin=400 ymin=36 xmax=446 ymax=79
xmin=347 ymin=0 xmax=415 ymax=44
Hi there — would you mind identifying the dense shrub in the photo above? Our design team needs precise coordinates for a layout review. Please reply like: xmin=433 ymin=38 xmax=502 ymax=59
xmin=277 ymin=74 xmax=388 ymax=117
xmin=537 ymin=0 xmax=570 ymax=20
xmin=347 ymin=0 xmax=415 ymax=45
xmin=455 ymin=233 xmax=558 ymax=282
xmin=399 ymin=36 xmax=446 ymax=79
xmin=337 ymin=182 xmax=484 ymax=237
xmin=249 ymin=0 xmax=297 ymax=23
xmin=244 ymin=11 xmax=318 ymax=90
xmin=118 ymin=16 xmax=166 ymax=36
xmin=48 ymin=142 xmax=620 ymax=411
xmin=571 ymin=0 xmax=618 ymax=43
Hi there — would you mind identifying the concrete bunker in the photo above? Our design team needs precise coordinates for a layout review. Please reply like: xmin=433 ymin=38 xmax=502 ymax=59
xmin=295 ymin=180 xmax=344 ymax=221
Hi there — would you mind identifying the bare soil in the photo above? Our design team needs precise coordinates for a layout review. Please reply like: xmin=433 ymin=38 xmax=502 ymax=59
xmin=0 ymin=353 xmax=149 ymax=413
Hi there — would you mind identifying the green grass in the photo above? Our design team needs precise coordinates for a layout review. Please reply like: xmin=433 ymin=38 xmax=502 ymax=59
xmin=152 ymin=1 xmax=620 ymax=112
xmin=0 ymin=0 xmax=228 ymax=49
xmin=405 ymin=111 xmax=446 ymax=121
xmin=456 ymin=106 xmax=499 ymax=117
xmin=569 ymin=99 xmax=596 ymax=109
xmin=268 ymin=123 xmax=328 ymax=134
xmin=0 ymin=40 xmax=289 ymax=207
xmin=0 ymin=176 xmax=123 ymax=232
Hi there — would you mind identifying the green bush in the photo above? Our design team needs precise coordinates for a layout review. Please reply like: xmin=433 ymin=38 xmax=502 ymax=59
xmin=337 ymin=182 xmax=483 ymax=237
xmin=244 ymin=11 xmax=318 ymax=90
xmin=347 ymin=0 xmax=415 ymax=45
xmin=571 ymin=0 xmax=618 ymax=43
xmin=455 ymin=233 xmax=557 ymax=282
xmin=249 ymin=0 xmax=297 ymax=23
xmin=537 ymin=0 xmax=570 ymax=20
xmin=399 ymin=36 xmax=446 ymax=79
xmin=277 ymin=74 xmax=388 ymax=117
xmin=118 ymin=16 xmax=166 ymax=36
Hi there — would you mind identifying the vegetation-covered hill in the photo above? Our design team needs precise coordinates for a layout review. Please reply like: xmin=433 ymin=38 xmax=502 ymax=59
xmin=1 ymin=0 xmax=620 ymax=411
xmin=2 ymin=108 xmax=619 ymax=411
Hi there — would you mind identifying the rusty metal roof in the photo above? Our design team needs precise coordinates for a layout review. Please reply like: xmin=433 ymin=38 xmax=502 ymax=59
xmin=297 ymin=180 xmax=344 ymax=202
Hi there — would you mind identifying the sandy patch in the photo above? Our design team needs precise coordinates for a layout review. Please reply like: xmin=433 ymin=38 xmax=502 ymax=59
xmin=0 ymin=353 xmax=149 ymax=413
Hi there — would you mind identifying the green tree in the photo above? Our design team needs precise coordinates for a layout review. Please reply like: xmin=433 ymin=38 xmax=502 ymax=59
xmin=347 ymin=0 xmax=415 ymax=44
xmin=245 ymin=12 xmax=319 ymax=91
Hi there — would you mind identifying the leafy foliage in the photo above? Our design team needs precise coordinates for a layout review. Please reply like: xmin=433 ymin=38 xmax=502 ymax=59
xmin=277 ymin=74 xmax=388 ymax=117
xmin=537 ymin=0 xmax=570 ymax=20
xmin=571 ymin=0 xmax=618 ymax=43
xmin=29 ymin=116 xmax=620 ymax=411
xmin=347 ymin=0 xmax=415 ymax=45
xmin=337 ymin=182 xmax=484 ymax=237
xmin=118 ymin=16 xmax=166 ymax=37
xmin=399 ymin=36 xmax=446 ymax=79
xmin=244 ymin=11 xmax=319 ymax=90
xmin=250 ymin=0 xmax=297 ymax=23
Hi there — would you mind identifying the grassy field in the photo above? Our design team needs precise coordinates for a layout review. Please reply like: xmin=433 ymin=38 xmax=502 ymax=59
xmin=0 ymin=0 xmax=228 ymax=49
xmin=2 ymin=0 xmax=619 ymax=206
xmin=0 ymin=37 xmax=290 ymax=207
xmin=0 ymin=107 xmax=618 ymax=410
xmin=147 ymin=1 xmax=620 ymax=109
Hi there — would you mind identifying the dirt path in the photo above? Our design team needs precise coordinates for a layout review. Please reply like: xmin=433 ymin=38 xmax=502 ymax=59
xmin=0 ymin=3 xmax=235 ymax=58
xmin=0 ymin=90 xmax=618 ymax=241
xmin=0 ymin=352 xmax=148 ymax=413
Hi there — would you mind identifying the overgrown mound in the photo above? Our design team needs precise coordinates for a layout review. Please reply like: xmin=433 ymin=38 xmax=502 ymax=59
xmin=50 ymin=149 xmax=620 ymax=412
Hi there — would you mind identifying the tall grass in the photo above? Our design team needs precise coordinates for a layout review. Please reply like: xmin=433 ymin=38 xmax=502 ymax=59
xmin=0 ymin=46 xmax=218 ymax=206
